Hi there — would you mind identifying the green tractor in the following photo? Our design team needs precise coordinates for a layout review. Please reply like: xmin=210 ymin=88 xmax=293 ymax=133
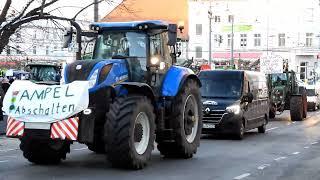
xmin=267 ymin=70 xmax=307 ymax=121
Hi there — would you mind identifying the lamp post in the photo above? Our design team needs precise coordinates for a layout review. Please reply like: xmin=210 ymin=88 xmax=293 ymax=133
xmin=208 ymin=8 xmax=213 ymax=66
xmin=230 ymin=15 xmax=234 ymax=67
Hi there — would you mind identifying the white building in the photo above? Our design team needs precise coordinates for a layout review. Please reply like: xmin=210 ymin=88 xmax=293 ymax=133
xmin=188 ymin=0 xmax=320 ymax=81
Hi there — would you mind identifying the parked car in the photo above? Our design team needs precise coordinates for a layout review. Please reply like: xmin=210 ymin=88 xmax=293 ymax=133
xmin=199 ymin=70 xmax=269 ymax=139
xmin=305 ymin=85 xmax=320 ymax=111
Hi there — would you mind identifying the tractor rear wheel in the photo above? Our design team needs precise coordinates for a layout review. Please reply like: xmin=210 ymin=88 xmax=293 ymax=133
xmin=20 ymin=137 xmax=70 ymax=164
xmin=104 ymin=96 xmax=155 ymax=169
xmin=290 ymin=96 xmax=303 ymax=121
xmin=157 ymin=79 xmax=202 ymax=158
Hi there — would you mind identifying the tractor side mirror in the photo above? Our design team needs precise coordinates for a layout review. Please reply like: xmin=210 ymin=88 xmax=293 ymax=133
xmin=167 ymin=24 xmax=177 ymax=46
xmin=242 ymin=92 xmax=254 ymax=103
xmin=63 ymin=28 xmax=73 ymax=48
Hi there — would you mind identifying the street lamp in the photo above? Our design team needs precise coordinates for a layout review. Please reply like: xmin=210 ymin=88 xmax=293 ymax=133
xmin=230 ymin=15 xmax=234 ymax=68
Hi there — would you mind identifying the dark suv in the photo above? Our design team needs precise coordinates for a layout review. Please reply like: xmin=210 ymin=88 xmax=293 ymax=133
xmin=199 ymin=70 xmax=269 ymax=139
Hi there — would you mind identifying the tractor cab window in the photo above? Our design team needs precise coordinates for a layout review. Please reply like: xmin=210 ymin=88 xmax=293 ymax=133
xmin=271 ymin=73 xmax=287 ymax=87
xmin=94 ymin=31 xmax=147 ymax=82
xmin=150 ymin=32 xmax=172 ymax=73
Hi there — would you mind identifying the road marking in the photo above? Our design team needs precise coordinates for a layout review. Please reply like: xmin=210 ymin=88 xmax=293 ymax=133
xmin=0 ymin=160 xmax=9 ymax=163
xmin=72 ymin=147 xmax=88 ymax=151
xmin=274 ymin=156 xmax=287 ymax=161
xmin=304 ymin=146 xmax=310 ymax=149
xmin=266 ymin=127 xmax=279 ymax=131
xmin=257 ymin=164 xmax=270 ymax=170
xmin=0 ymin=149 xmax=17 ymax=152
xmin=233 ymin=173 xmax=251 ymax=180
xmin=292 ymin=152 xmax=300 ymax=155
xmin=311 ymin=142 xmax=318 ymax=145
xmin=292 ymin=122 xmax=296 ymax=124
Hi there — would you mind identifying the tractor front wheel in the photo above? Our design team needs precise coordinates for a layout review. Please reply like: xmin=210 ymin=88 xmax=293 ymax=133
xmin=157 ymin=79 xmax=202 ymax=158
xmin=20 ymin=137 xmax=70 ymax=164
xmin=104 ymin=96 xmax=155 ymax=169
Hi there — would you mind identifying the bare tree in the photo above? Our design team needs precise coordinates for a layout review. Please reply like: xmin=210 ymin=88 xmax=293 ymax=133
xmin=0 ymin=0 xmax=127 ymax=54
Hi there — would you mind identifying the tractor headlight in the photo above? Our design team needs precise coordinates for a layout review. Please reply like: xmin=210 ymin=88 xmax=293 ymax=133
xmin=226 ymin=104 xmax=241 ymax=114
xmin=151 ymin=56 xmax=160 ymax=65
xmin=88 ymin=69 xmax=99 ymax=89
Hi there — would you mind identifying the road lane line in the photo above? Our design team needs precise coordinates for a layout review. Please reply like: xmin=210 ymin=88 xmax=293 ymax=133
xmin=72 ymin=147 xmax=88 ymax=151
xmin=292 ymin=152 xmax=300 ymax=155
xmin=311 ymin=142 xmax=318 ymax=145
xmin=0 ymin=149 xmax=17 ymax=152
xmin=0 ymin=160 xmax=9 ymax=163
xmin=274 ymin=156 xmax=287 ymax=161
xmin=233 ymin=173 xmax=251 ymax=180
xmin=266 ymin=127 xmax=279 ymax=131
xmin=304 ymin=146 xmax=310 ymax=149
xmin=257 ymin=164 xmax=270 ymax=170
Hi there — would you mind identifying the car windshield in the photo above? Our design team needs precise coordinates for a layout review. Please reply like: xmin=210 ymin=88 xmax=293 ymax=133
xmin=29 ymin=66 xmax=60 ymax=82
xmin=200 ymin=78 xmax=242 ymax=98
xmin=93 ymin=31 xmax=147 ymax=60
xmin=307 ymin=89 xmax=316 ymax=96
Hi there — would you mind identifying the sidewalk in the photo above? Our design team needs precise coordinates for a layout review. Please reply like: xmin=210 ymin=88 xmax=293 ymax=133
xmin=0 ymin=116 xmax=7 ymax=135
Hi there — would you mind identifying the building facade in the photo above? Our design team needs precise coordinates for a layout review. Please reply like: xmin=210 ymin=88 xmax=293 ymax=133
xmin=188 ymin=0 xmax=320 ymax=81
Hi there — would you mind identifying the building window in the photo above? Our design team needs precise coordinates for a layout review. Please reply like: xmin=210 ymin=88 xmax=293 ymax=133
xmin=33 ymin=46 xmax=36 ymax=55
xmin=214 ymin=34 xmax=222 ymax=47
xmin=53 ymin=32 xmax=57 ymax=39
xmin=228 ymin=15 xmax=234 ymax=23
xmin=240 ymin=34 xmax=247 ymax=47
xmin=46 ymin=46 xmax=49 ymax=55
xmin=214 ymin=16 xmax=221 ymax=23
xmin=54 ymin=46 xmax=57 ymax=51
xmin=195 ymin=46 xmax=202 ymax=58
xmin=254 ymin=34 xmax=261 ymax=46
xmin=227 ymin=34 xmax=232 ymax=47
xmin=300 ymin=62 xmax=307 ymax=80
xmin=196 ymin=24 xmax=202 ymax=36
xmin=306 ymin=33 xmax=313 ymax=47
xmin=33 ymin=31 xmax=37 ymax=39
xmin=6 ymin=46 xmax=10 ymax=55
xmin=16 ymin=46 xmax=21 ymax=54
xmin=278 ymin=33 xmax=285 ymax=47
xmin=16 ymin=32 xmax=21 ymax=39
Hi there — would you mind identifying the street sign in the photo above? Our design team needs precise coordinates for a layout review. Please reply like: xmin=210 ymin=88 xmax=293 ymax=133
xmin=260 ymin=55 xmax=283 ymax=74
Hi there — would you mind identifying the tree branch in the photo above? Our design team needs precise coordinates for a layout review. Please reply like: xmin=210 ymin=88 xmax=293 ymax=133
xmin=25 ymin=0 xmax=58 ymax=17
xmin=0 ymin=0 xmax=12 ymax=25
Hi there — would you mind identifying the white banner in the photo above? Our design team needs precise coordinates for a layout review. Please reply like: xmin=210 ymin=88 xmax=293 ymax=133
xmin=260 ymin=55 xmax=283 ymax=74
xmin=3 ymin=80 xmax=89 ymax=123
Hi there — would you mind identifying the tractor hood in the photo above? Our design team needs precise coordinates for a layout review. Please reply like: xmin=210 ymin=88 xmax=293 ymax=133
xmin=271 ymin=85 xmax=286 ymax=102
xmin=64 ymin=59 xmax=129 ymax=92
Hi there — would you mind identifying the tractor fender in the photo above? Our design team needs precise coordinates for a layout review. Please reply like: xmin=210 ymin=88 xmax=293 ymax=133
xmin=115 ymin=82 xmax=156 ymax=105
xmin=161 ymin=66 xmax=201 ymax=97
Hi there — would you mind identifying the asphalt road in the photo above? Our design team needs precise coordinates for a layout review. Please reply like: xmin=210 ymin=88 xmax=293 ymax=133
xmin=1 ymin=111 xmax=320 ymax=180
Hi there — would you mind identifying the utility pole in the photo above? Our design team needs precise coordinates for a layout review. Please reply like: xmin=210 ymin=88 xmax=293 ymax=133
xmin=94 ymin=0 xmax=99 ymax=22
xmin=208 ymin=6 xmax=213 ymax=66
xmin=230 ymin=15 xmax=234 ymax=67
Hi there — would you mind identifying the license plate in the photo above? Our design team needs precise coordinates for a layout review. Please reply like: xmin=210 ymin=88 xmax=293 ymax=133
xmin=25 ymin=122 xmax=51 ymax=130
xmin=203 ymin=123 xmax=215 ymax=129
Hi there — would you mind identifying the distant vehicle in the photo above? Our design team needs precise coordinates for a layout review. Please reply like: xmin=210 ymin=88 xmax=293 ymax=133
xmin=25 ymin=63 xmax=61 ymax=85
xmin=267 ymin=71 xmax=307 ymax=121
xmin=199 ymin=70 xmax=269 ymax=139
xmin=305 ymin=85 xmax=320 ymax=111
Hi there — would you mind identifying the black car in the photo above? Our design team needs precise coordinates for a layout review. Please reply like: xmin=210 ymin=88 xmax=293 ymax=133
xmin=199 ymin=70 xmax=269 ymax=139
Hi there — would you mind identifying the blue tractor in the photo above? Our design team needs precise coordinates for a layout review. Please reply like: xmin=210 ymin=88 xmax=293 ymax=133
xmin=19 ymin=21 xmax=203 ymax=169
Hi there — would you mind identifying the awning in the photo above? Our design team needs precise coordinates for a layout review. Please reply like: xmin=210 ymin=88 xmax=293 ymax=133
xmin=213 ymin=52 xmax=262 ymax=59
